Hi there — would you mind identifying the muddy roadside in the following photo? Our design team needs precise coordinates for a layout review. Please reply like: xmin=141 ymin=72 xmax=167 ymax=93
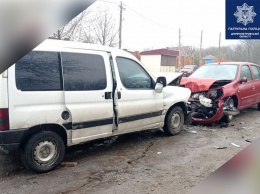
xmin=0 ymin=107 xmax=259 ymax=194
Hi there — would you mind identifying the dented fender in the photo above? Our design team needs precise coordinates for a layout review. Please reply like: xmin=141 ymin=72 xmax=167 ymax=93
xmin=162 ymin=86 xmax=191 ymax=111
xmin=191 ymin=99 xmax=225 ymax=124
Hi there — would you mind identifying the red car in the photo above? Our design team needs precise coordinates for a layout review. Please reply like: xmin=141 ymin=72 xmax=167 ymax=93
xmin=179 ymin=65 xmax=199 ymax=77
xmin=180 ymin=62 xmax=260 ymax=124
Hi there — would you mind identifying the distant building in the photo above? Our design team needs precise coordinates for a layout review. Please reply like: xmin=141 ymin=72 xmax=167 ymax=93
xmin=123 ymin=49 xmax=141 ymax=61
xmin=140 ymin=48 xmax=179 ymax=72
xmin=167 ymin=46 xmax=194 ymax=57
xmin=203 ymin=55 xmax=216 ymax=64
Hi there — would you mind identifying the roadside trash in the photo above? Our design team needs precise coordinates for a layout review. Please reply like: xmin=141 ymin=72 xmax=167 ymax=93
xmin=245 ymin=139 xmax=252 ymax=143
xmin=60 ymin=162 xmax=78 ymax=167
xmin=188 ymin=130 xmax=198 ymax=134
xmin=231 ymin=143 xmax=241 ymax=148
xmin=209 ymin=129 xmax=217 ymax=132
xmin=214 ymin=146 xmax=227 ymax=149
xmin=239 ymin=122 xmax=244 ymax=124
xmin=157 ymin=152 xmax=162 ymax=155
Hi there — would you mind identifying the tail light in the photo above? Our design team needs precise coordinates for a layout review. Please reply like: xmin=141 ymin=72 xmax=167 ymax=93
xmin=0 ymin=108 xmax=9 ymax=131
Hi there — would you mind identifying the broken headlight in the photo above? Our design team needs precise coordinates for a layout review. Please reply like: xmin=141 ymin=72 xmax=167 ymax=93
xmin=191 ymin=92 xmax=205 ymax=99
xmin=209 ymin=89 xmax=223 ymax=100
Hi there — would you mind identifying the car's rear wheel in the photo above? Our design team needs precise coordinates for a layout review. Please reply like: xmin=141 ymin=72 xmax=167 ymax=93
xmin=163 ymin=106 xmax=184 ymax=136
xmin=20 ymin=131 xmax=65 ymax=173
xmin=258 ymin=103 xmax=260 ymax=111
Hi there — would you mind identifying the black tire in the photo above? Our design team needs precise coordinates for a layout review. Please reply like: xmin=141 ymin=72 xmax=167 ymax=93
xmin=163 ymin=106 xmax=184 ymax=136
xmin=222 ymin=115 xmax=233 ymax=123
xmin=20 ymin=131 xmax=65 ymax=173
xmin=258 ymin=103 xmax=260 ymax=111
xmin=222 ymin=98 xmax=235 ymax=123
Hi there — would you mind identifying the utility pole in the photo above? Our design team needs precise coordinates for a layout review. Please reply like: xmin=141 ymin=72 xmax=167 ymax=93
xmin=119 ymin=1 xmax=123 ymax=49
xmin=218 ymin=32 xmax=221 ymax=60
xmin=199 ymin=30 xmax=203 ymax=61
xmin=178 ymin=28 xmax=181 ymax=68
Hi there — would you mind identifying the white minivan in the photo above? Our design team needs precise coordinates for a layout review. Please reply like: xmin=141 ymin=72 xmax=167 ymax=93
xmin=0 ymin=39 xmax=191 ymax=173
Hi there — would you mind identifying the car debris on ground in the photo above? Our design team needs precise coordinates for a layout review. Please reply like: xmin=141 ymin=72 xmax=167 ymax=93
xmin=214 ymin=146 xmax=227 ymax=149
xmin=230 ymin=143 xmax=241 ymax=148
xmin=60 ymin=162 xmax=78 ymax=167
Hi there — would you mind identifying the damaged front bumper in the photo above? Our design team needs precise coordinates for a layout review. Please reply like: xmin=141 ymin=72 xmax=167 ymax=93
xmin=187 ymin=97 xmax=240 ymax=124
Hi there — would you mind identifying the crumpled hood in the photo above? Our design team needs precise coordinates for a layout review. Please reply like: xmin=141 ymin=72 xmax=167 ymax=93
xmin=180 ymin=77 xmax=221 ymax=93
xmin=152 ymin=72 xmax=183 ymax=85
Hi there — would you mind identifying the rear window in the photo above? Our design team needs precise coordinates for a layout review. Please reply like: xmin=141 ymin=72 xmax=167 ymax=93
xmin=62 ymin=52 xmax=107 ymax=91
xmin=15 ymin=51 xmax=62 ymax=91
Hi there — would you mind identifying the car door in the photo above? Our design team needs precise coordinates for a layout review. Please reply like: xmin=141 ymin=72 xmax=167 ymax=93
xmin=113 ymin=56 xmax=164 ymax=133
xmin=238 ymin=65 xmax=255 ymax=108
xmin=250 ymin=65 xmax=260 ymax=103
xmin=61 ymin=50 xmax=114 ymax=145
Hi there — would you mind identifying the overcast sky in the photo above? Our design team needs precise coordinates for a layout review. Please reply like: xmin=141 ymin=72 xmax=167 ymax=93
xmin=90 ymin=0 xmax=239 ymax=51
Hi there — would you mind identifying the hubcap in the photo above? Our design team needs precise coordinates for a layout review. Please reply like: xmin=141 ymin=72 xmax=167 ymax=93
xmin=228 ymin=99 xmax=234 ymax=120
xmin=171 ymin=113 xmax=181 ymax=128
xmin=34 ymin=141 xmax=57 ymax=165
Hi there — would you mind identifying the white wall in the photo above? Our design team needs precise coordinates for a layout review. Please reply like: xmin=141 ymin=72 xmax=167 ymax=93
xmin=140 ymin=55 xmax=161 ymax=72
xmin=160 ymin=66 xmax=175 ymax=72
xmin=141 ymin=55 xmax=176 ymax=72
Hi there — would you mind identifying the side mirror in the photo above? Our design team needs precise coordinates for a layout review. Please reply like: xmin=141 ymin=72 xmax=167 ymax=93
xmin=156 ymin=76 xmax=166 ymax=87
xmin=240 ymin=77 xmax=247 ymax=84
xmin=155 ymin=83 xmax=163 ymax=93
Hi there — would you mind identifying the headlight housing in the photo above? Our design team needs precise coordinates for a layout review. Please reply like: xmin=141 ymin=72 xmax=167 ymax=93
xmin=191 ymin=92 xmax=205 ymax=99
xmin=209 ymin=89 xmax=223 ymax=100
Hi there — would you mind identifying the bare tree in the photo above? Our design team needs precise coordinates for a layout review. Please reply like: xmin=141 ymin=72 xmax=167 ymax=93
xmin=50 ymin=5 xmax=119 ymax=47
xmin=51 ymin=10 xmax=87 ymax=41
xmin=83 ymin=6 xmax=119 ymax=47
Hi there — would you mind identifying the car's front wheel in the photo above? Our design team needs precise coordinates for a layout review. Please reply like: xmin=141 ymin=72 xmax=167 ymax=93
xmin=222 ymin=98 xmax=235 ymax=123
xmin=222 ymin=115 xmax=233 ymax=123
xmin=20 ymin=131 xmax=65 ymax=173
xmin=258 ymin=103 xmax=260 ymax=111
xmin=163 ymin=106 xmax=184 ymax=136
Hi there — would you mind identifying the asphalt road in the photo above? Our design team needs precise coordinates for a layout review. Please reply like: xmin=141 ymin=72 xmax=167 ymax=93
xmin=1 ymin=106 xmax=260 ymax=194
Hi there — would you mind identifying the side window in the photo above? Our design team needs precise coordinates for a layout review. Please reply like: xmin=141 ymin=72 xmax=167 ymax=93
xmin=62 ymin=52 xmax=107 ymax=91
xmin=240 ymin=65 xmax=253 ymax=82
xmin=251 ymin=65 xmax=260 ymax=80
xmin=116 ymin=57 xmax=153 ymax=89
xmin=15 ymin=51 xmax=62 ymax=91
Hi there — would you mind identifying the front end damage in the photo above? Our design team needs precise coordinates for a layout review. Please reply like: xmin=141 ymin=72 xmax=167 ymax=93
xmin=185 ymin=81 xmax=240 ymax=124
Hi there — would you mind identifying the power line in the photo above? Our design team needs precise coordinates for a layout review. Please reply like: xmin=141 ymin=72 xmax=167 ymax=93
xmin=124 ymin=4 xmax=178 ymax=31
xmin=97 ymin=0 xmax=120 ymax=5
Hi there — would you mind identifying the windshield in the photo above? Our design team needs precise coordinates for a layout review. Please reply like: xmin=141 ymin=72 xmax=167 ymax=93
xmin=190 ymin=65 xmax=238 ymax=80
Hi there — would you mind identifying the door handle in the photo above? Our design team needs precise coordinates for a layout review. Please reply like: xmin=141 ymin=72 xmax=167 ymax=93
xmin=118 ymin=92 xmax=121 ymax=99
xmin=105 ymin=92 xmax=112 ymax=99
